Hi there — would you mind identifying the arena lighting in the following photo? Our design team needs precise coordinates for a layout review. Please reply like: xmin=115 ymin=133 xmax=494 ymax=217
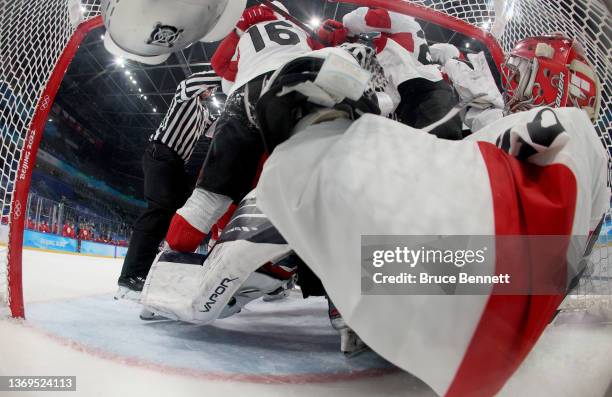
xmin=144 ymin=96 xmax=147 ymax=100
xmin=153 ymin=108 xmax=157 ymax=112
xmin=138 ymin=88 xmax=142 ymax=92
xmin=466 ymin=42 xmax=470 ymax=48
xmin=309 ymin=17 xmax=321 ymax=27
xmin=125 ymin=70 xmax=131 ymax=76
xmin=114 ymin=57 xmax=125 ymax=66
xmin=100 ymin=34 xmax=104 ymax=40
xmin=131 ymin=79 xmax=137 ymax=85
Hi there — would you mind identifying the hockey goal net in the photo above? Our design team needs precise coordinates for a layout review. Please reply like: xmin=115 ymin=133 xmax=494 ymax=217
xmin=0 ymin=0 xmax=610 ymax=319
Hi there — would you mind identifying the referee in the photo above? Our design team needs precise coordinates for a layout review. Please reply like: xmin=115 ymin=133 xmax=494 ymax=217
xmin=116 ymin=71 xmax=221 ymax=299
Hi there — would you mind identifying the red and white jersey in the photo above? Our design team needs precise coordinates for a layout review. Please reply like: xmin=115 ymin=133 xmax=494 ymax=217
xmin=257 ymin=107 xmax=609 ymax=396
xmin=343 ymin=7 xmax=442 ymax=84
xmin=230 ymin=19 xmax=313 ymax=94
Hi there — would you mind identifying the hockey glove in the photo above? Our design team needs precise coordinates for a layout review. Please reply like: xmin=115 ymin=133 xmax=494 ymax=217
xmin=318 ymin=19 xmax=348 ymax=47
xmin=235 ymin=5 xmax=277 ymax=36
xmin=211 ymin=30 xmax=240 ymax=81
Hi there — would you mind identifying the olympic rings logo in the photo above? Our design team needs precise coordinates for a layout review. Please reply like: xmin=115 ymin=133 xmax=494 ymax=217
xmin=13 ymin=200 xmax=22 ymax=220
xmin=40 ymin=95 xmax=50 ymax=111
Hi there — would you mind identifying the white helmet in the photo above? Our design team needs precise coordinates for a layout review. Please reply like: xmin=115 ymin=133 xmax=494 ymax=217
xmin=102 ymin=0 xmax=246 ymax=65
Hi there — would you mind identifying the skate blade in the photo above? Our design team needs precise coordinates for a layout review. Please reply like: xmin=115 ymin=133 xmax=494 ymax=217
xmin=343 ymin=345 xmax=372 ymax=358
xmin=262 ymin=291 xmax=290 ymax=302
xmin=114 ymin=286 xmax=142 ymax=302
xmin=339 ymin=328 xmax=370 ymax=358
xmin=139 ymin=308 xmax=167 ymax=321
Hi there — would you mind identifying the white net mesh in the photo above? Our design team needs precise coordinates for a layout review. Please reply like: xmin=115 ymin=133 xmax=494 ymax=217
xmin=407 ymin=0 xmax=611 ymax=317
xmin=0 ymin=0 xmax=102 ymax=313
xmin=560 ymin=213 xmax=612 ymax=318
xmin=0 ymin=0 xmax=610 ymax=317
xmin=404 ymin=0 xmax=611 ymax=159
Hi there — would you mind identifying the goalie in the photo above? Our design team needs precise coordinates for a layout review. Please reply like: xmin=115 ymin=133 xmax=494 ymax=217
xmin=254 ymin=36 xmax=606 ymax=396
xmin=143 ymin=33 xmax=605 ymax=395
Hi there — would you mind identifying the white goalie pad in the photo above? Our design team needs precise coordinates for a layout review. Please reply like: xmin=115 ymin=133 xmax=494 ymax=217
xmin=101 ymin=0 xmax=246 ymax=65
xmin=141 ymin=191 xmax=292 ymax=324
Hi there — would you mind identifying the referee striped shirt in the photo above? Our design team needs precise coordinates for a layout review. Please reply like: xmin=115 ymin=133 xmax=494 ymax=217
xmin=152 ymin=71 xmax=221 ymax=162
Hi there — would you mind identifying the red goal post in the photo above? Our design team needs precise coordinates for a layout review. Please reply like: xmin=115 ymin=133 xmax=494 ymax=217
xmin=1 ymin=4 xmax=103 ymax=318
xmin=1 ymin=0 xmax=610 ymax=319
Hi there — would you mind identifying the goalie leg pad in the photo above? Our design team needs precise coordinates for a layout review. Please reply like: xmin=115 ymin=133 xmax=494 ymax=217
xmin=140 ymin=250 xmax=209 ymax=321
xmin=143 ymin=190 xmax=292 ymax=325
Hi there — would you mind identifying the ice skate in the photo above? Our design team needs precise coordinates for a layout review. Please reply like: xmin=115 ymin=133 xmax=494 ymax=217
xmin=139 ymin=307 xmax=169 ymax=321
xmin=114 ymin=276 xmax=146 ymax=301
xmin=327 ymin=296 xmax=370 ymax=357
xmin=262 ymin=287 xmax=290 ymax=302
xmin=339 ymin=327 xmax=370 ymax=358
xmin=263 ymin=274 xmax=295 ymax=302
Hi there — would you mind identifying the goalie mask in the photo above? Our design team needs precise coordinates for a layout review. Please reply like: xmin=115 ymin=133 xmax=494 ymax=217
xmin=502 ymin=34 xmax=601 ymax=121
xmin=255 ymin=47 xmax=381 ymax=153
xmin=102 ymin=0 xmax=246 ymax=65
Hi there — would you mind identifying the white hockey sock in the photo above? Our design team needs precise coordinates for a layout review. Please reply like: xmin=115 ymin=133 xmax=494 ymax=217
xmin=176 ymin=188 xmax=232 ymax=233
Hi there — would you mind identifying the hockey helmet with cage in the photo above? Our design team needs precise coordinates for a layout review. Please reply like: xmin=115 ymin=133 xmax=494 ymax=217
xmin=255 ymin=47 xmax=381 ymax=152
xmin=102 ymin=0 xmax=246 ymax=65
xmin=502 ymin=34 xmax=601 ymax=121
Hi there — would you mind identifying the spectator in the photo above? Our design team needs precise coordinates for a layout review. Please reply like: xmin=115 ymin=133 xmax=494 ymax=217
xmin=38 ymin=221 xmax=50 ymax=233
xmin=78 ymin=223 xmax=88 ymax=240
xmin=62 ymin=222 xmax=74 ymax=238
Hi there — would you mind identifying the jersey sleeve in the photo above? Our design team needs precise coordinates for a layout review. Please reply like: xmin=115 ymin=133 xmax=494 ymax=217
xmin=176 ymin=71 xmax=222 ymax=102
xmin=211 ymin=30 xmax=241 ymax=82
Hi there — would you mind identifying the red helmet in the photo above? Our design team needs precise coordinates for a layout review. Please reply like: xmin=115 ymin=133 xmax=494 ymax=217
xmin=502 ymin=34 xmax=601 ymax=121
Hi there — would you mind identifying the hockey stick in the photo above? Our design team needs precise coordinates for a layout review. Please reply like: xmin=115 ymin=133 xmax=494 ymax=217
xmin=257 ymin=0 xmax=330 ymax=46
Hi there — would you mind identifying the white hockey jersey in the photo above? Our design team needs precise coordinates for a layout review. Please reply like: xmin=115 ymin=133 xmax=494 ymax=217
xmin=230 ymin=19 xmax=313 ymax=94
xmin=343 ymin=7 xmax=442 ymax=84
xmin=257 ymin=108 xmax=609 ymax=396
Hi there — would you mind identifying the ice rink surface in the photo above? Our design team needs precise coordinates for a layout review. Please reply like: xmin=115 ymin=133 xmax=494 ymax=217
xmin=1 ymin=249 xmax=611 ymax=397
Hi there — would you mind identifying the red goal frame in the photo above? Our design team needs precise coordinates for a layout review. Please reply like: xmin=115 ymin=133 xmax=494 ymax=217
xmin=6 ymin=16 xmax=103 ymax=318
xmin=5 ymin=1 xmax=507 ymax=319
